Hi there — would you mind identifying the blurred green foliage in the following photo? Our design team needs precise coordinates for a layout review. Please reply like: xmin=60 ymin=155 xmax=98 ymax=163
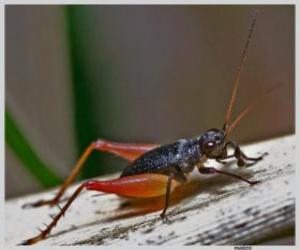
xmin=5 ymin=6 xmax=111 ymax=187
xmin=5 ymin=110 xmax=62 ymax=187
xmin=65 ymin=6 xmax=110 ymax=179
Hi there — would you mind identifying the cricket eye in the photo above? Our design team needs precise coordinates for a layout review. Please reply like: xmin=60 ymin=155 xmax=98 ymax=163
xmin=203 ymin=140 xmax=216 ymax=149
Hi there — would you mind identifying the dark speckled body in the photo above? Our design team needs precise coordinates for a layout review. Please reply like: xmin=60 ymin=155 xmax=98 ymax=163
xmin=120 ymin=138 xmax=203 ymax=182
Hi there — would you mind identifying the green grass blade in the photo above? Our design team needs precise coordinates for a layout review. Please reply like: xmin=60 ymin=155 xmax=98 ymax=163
xmin=64 ymin=6 xmax=108 ymax=179
xmin=5 ymin=110 xmax=62 ymax=187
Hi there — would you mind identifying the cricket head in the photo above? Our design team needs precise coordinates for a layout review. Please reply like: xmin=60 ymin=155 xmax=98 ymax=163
xmin=199 ymin=128 xmax=226 ymax=158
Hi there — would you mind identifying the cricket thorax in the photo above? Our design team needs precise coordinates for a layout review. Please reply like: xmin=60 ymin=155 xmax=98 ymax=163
xmin=176 ymin=138 xmax=202 ymax=172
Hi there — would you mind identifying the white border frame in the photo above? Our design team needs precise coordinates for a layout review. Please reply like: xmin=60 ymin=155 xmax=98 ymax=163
xmin=0 ymin=1 xmax=297 ymax=249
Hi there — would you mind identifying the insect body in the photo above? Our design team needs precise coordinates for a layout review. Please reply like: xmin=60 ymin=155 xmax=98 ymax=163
xmin=21 ymin=11 xmax=267 ymax=245
xmin=121 ymin=137 xmax=201 ymax=181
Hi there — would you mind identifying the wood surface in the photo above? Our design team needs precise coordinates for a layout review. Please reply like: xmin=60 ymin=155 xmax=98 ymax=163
xmin=5 ymin=134 xmax=295 ymax=246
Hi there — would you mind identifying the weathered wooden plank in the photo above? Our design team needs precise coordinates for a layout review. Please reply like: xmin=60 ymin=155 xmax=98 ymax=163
xmin=5 ymin=135 xmax=295 ymax=246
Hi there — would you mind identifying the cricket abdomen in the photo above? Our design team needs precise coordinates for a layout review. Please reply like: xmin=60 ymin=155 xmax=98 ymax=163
xmin=120 ymin=138 xmax=202 ymax=180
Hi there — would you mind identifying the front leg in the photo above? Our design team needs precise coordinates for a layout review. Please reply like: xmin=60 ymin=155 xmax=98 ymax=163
xmin=215 ymin=146 xmax=235 ymax=165
xmin=216 ymin=155 xmax=235 ymax=164
xmin=225 ymin=141 xmax=267 ymax=167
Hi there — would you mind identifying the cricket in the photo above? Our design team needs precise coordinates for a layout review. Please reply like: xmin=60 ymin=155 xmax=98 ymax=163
xmin=21 ymin=11 xmax=270 ymax=245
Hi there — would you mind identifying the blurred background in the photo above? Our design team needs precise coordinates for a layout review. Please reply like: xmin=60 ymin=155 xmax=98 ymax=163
xmin=5 ymin=5 xmax=294 ymax=199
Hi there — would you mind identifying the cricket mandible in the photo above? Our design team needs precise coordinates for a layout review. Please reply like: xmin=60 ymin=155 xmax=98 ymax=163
xmin=22 ymin=11 xmax=269 ymax=245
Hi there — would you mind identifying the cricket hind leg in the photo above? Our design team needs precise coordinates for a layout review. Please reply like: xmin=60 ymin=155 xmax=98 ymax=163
xmin=23 ymin=140 xmax=159 ymax=208
xmin=21 ymin=181 xmax=87 ymax=245
xmin=21 ymin=174 xmax=180 ymax=245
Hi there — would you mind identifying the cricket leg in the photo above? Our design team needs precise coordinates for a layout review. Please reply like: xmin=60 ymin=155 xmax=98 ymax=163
xmin=21 ymin=174 xmax=180 ymax=245
xmin=94 ymin=140 xmax=159 ymax=162
xmin=160 ymin=174 xmax=175 ymax=220
xmin=216 ymin=155 xmax=235 ymax=164
xmin=239 ymin=150 xmax=268 ymax=166
xmin=215 ymin=144 xmax=236 ymax=165
xmin=226 ymin=141 xmax=267 ymax=167
xmin=23 ymin=140 xmax=159 ymax=208
xmin=21 ymin=181 xmax=87 ymax=245
xmin=198 ymin=167 xmax=259 ymax=185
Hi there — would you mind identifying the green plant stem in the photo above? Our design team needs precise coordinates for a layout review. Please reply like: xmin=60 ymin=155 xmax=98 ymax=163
xmin=5 ymin=110 xmax=62 ymax=187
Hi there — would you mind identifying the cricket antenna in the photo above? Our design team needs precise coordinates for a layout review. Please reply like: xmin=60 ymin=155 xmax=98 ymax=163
xmin=222 ymin=10 xmax=259 ymax=135
xmin=226 ymin=83 xmax=280 ymax=135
